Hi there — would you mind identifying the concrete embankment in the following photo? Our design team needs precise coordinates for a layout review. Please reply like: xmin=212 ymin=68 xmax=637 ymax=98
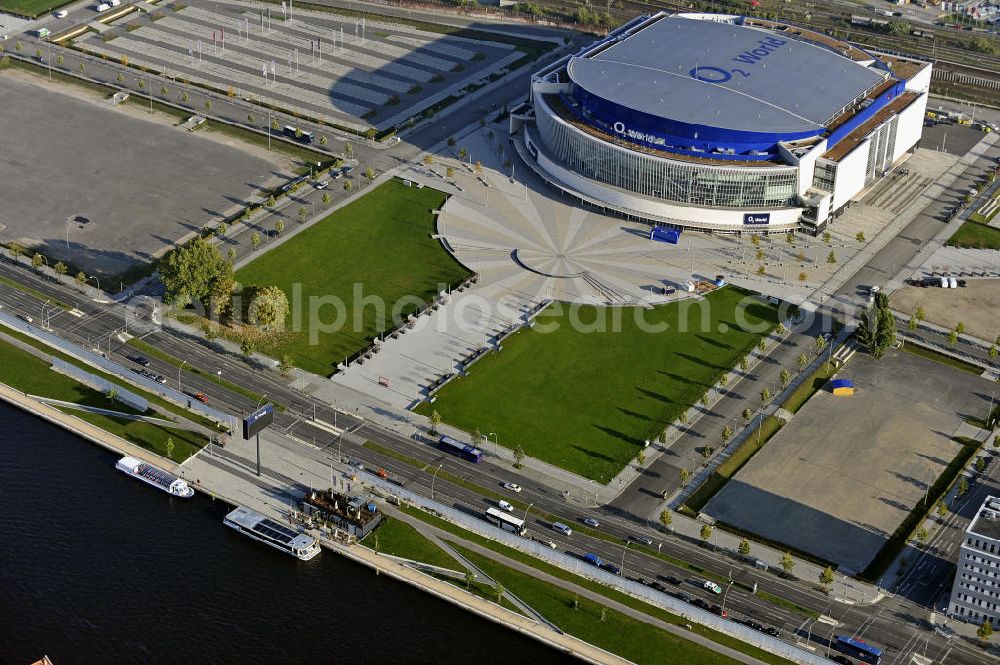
xmin=0 ymin=381 xmax=631 ymax=665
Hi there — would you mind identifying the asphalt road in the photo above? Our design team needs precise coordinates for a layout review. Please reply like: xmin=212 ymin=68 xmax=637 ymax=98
xmin=0 ymin=256 xmax=994 ymax=665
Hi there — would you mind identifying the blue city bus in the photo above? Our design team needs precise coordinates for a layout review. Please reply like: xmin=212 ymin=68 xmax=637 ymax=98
xmin=437 ymin=436 xmax=483 ymax=463
xmin=833 ymin=636 xmax=882 ymax=665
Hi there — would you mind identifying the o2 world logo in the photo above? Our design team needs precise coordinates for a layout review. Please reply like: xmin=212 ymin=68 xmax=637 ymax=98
xmin=688 ymin=36 xmax=787 ymax=84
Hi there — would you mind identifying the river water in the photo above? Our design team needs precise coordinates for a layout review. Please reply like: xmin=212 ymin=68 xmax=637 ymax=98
xmin=0 ymin=403 xmax=575 ymax=664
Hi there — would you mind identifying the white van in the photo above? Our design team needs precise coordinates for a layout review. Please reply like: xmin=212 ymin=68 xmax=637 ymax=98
xmin=551 ymin=522 xmax=572 ymax=536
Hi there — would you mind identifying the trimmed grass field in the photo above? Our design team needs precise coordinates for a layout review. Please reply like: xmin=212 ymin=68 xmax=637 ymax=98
xmin=0 ymin=0 xmax=70 ymax=17
xmin=418 ymin=287 xmax=778 ymax=481
xmin=365 ymin=516 xmax=459 ymax=569
xmin=0 ymin=338 xmax=205 ymax=461
xmin=946 ymin=220 xmax=1000 ymax=249
xmin=452 ymin=544 xmax=746 ymax=665
xmin=235 ymin=179 xmax=470 ymax=375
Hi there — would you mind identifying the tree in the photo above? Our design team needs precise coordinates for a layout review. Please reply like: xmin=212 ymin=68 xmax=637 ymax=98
xmin=250 ymin=232 xmax=261 ymax=250
xmin=54 ymin=261 xmax=67 ymax=277
xmin=266 ymin=195 xmax=276 ymax=207
xmin=780 ymin=368 xmax=791 ymax=388
xmin=322 ymin=192 xmax=331 ymax=207
xmin=936 ymin=500 xmax=948 ymax=518
xmin=344 ymin=141 xmax=354 ymax=158
xmin=699 ymin=524 xmax=713 ymax=543
xmin=977 ymin=457 xmax=987 ymax=473
xmin=75 ymin=271 xmax=87 ymax=287
xmin=785 ymin=232 xmax=794 ymax=245
xmin=274 ymin=220 xmax=284 ymax=236
xmin=739 ymin=356 xmax=749 ymax=371
xmin=757 ymin=337 xmax=767 ymax=353
xmin=343 ymin=180 xmax=353 ymax=193
xmin=227 ymin=248 xmax=237 ymax=262
xmin=447 ymin=137 xmax=456 ymax=148
xmin=990 ymin=346 xmax=999 ymax=360
xmin=797 ymin=352 xmax=808 ymax=371
xmin=117 ymin=73 xmax=125 ymax=84
xmin=364 ymin=128 xmax=377 ymax=144
xmin=204 ymin=100 xmax=212 ymax=111
xmin=459 ymin=147 xmax=468 ymax=161
xmin=247 ymin=113 xmax=255 ymax=123
xmin=826 ymin=251 xmax=837 ymax=265
xmin=915 ymin=526 xmax=928 ymax=543
xmin=494 ymin=583 xmax=505 ymax=603
xmin=679 ymin=468 xmax=690 ymax=486
xmin=297 ymin=206 xmax=307 ymax=223
xmin=513 ymin=445 xmax=525 ymax=468
xmin=755 ymin=248 xmax=765 ymax=261
xmin=760 ymin=387 xmax=771 ymax=403
xmin=208 ymin=274 xmax=235 ymax=319
xmin=278 ymin=354 xmax=294 ymax=376
xmin=240 ymin=336 xmax=257 ymax=357
xmin=474 ymin=160 xmax=483 ymax=175
xmin=636 ymin=449 xmax=645 ymax=465
xmin=79 ymin=62 xmax=86 ymax=72
xmin=888 ymin=19 xmax=909 ymax=37
xmin=798 ymin=271 xmax=808 ymax=282
xmin=738 ymin=538 xmax=751 ymax=557
xmin=319 ymin=135 xmax=328 ymax=146
xmin=956 ymin=322 xmax=966 ymax=335
xmin=948 ymin=330 xmax=959 ymax=345
xmin=8 ymin=241 xmax=23 ymax=260
xmin=479 ymin=118 xmax=486 ymax=129
xmin=776 ymin=322 xmax=786 ymax=335
xmin=958 ymin=477 xmax=970 ymax=496
xmin=750 ymin=234 xmax=761 ymax=247
xmin=856 ymin=293 xmax=896 ymax=358
xmin=757 ymin=264 xmax=766 ymax=276
xmin=908 ymin=314 xmax=918 ymax=331
xmin=31 ymin=253 xmax=44 ymax=270
xmin=249 ymin=285 xmax=289 ymax=330
xmin=158 ymin=237 xmax=233 ymax=307
xmin=915 ymin=307 xmax=925 ymax=321
xmin=660 ymin=510 xmax=672 ymax=530
xmin=742 ymin=407 xmax=753 ymax=424
xmin=56 ymin=53 xmax=64 ymax=66
xmin=446 ymin=166 xmax=455 ymax=178
xmin=822 ymin=231 xmax=832 ymax=244
xmin=721 ymin=425 xmax=733 ymax=444
xmin=363 ymin=167 xmax=376 ymax=183
xmin=465 ymin=571 xmax=475 ymax=590
xmin=106 ymin=386 xmax=119 ymax=404
xmin=855 ymin=231 xmax=866 ymax=242
xmin=780 ymin=551 xmax=795 ymax=575
xmin=166 ymin=437 xmax=174 ymax=460
xmin=978 ymin=620 xmax=993 ymax=643
xmin=816 ymin=334 xmax=827 ymax=352
xmin=819 ymin=565 xmax=834 ymax=589
xmin=423 ymin=154 xmax=434 ymax=167
xmin=429 ymin=410 xmax=441 ymax=435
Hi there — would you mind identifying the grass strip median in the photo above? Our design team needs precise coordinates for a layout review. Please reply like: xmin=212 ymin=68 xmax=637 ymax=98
xmin=0 ymin=273 xmax=73 ymax=310
xmin=450 ymin=542 xmax=773 ymax=665
xmin=125 ymin=336 xmax=278 ymax=409
xmin=901 ymin=342 xmax=983 ymax=375
xmin=395 ymin=505 xmax=794 ymax=665
xmin=0 ymin=336 xmax=205 ymax=461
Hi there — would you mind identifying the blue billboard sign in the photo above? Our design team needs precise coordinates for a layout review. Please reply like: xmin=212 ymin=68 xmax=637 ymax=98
xmin=242 ymin=403 xmax=274 ymax=440
xmin=743 ymin=213 xmax=770 ymax=225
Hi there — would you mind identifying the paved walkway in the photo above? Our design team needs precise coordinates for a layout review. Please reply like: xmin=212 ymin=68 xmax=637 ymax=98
xmin=387 ymin=505 xmax=777 ymax=665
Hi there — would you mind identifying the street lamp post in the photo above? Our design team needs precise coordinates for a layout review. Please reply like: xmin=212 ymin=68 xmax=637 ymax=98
xmin=89 ymin=275 xmax=101 ymax=296
xmin=621 ymin=540 xmax=630 ymax=578
xmin=430 ymin=463 xmax=443 ymax=500
xmin=488 ymin=431 xmax=498 ymax=458
xmin=522 ymin=501 xmax=533 ymax=526
xmin=178 ymin=360 xmax=187 ymax=392
xmin=721 ymin=577 xmax=735 ymax=616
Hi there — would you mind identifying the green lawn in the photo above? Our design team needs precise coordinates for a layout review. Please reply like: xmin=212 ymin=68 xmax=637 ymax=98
xmin=0 ymin=0 xmax=71 ymax=17
xmin=946 ymin=220 xmax=1000 ymax=249
xmin=0 ymin=338 xmax=205 ymax=462
xmin=418 ymin=287 xmax=778 ymax=481
xmin=366 ymin=516 xmax=460 ymax=569
xmin=235 ymin=179 xmax=470 ymax=375
xmin=452 ymin=544 xmax=745 ymax=665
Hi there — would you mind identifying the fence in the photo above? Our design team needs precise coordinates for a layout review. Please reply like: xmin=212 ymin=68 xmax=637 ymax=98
xmin=0 ymin=311 xmax=234 ymax=429
xmin=51 ymin=357 xmax=148 ymax=412
xmin=361 ymin=473 xmax=835 ymax=665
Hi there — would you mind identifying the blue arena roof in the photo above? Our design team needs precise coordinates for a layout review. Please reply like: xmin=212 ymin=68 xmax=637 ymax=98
xmin=567 ymin=15 xmax=887 ymax=137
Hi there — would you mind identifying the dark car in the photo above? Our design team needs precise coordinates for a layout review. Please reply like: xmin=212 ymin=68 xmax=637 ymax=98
xmin=662 ymin=575 xmax=683 ymax=586
xmin=649 ymin=581 xmax=667 ymax=592
xmin=673 ymin=591 xmax=690 ymax=603
xmin=692 ymin=598 xmax=710 ymax=610
xmin=601 ymin=562 xmax=621 ymax=575
xmin=744 ymin=620 xmax=764 ymax=631
xmin=829 ymin=656 xmax=852 ymax=665
xmin=133 ymin=356 xmax=151 ymax=367
xmin=710 ymin=604 xmax=728 ymax=619
xmin=764 ymin=627 xmax=780 ymax=637
xmin=627 ymin=576 xmax=647 ymax=585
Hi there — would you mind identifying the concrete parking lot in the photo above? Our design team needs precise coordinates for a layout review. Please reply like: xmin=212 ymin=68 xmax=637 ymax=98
xmin=704 ymin=348 xmax=994 ymax=573
xmin=0 ymin=69 xmax=291 ymax=276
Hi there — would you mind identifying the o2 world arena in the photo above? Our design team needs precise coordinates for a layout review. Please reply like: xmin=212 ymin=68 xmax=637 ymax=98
xmin=509 ymin=12 xmax=932 ymax=233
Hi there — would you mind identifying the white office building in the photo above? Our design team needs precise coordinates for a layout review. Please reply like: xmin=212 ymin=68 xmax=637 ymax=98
xmin=948 ymin=495 xmax=1000 ymax=625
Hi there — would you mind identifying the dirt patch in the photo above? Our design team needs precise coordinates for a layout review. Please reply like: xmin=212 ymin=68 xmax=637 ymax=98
xmin=892 ymin=280 xmax=1000 ymax=342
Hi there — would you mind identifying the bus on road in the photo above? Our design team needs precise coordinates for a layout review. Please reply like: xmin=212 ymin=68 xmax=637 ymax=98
xmin=437 ymin=435 xmax=483 ymax=463
xmin=833 ymin=636 xmax=882 ymax=665
xmin=485 ymin=507 xmax=525 ymax=535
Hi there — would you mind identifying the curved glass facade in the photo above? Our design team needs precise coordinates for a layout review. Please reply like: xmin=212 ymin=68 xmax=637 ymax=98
xmin=534 ymin=96 xmax=799 ymax=210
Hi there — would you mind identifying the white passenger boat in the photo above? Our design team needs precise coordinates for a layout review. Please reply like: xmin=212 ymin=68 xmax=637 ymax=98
xmin=115 ymin=456 xmax=195 ymax=498
xmin=223 ymin=506 xmax=321 ymax=561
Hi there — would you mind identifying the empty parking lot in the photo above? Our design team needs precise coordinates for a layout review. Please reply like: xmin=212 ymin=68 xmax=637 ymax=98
xmin=704 ymin=349 xmax=992 ymax=573
xmin=0 ymin=69 xmax=292 ymax=276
